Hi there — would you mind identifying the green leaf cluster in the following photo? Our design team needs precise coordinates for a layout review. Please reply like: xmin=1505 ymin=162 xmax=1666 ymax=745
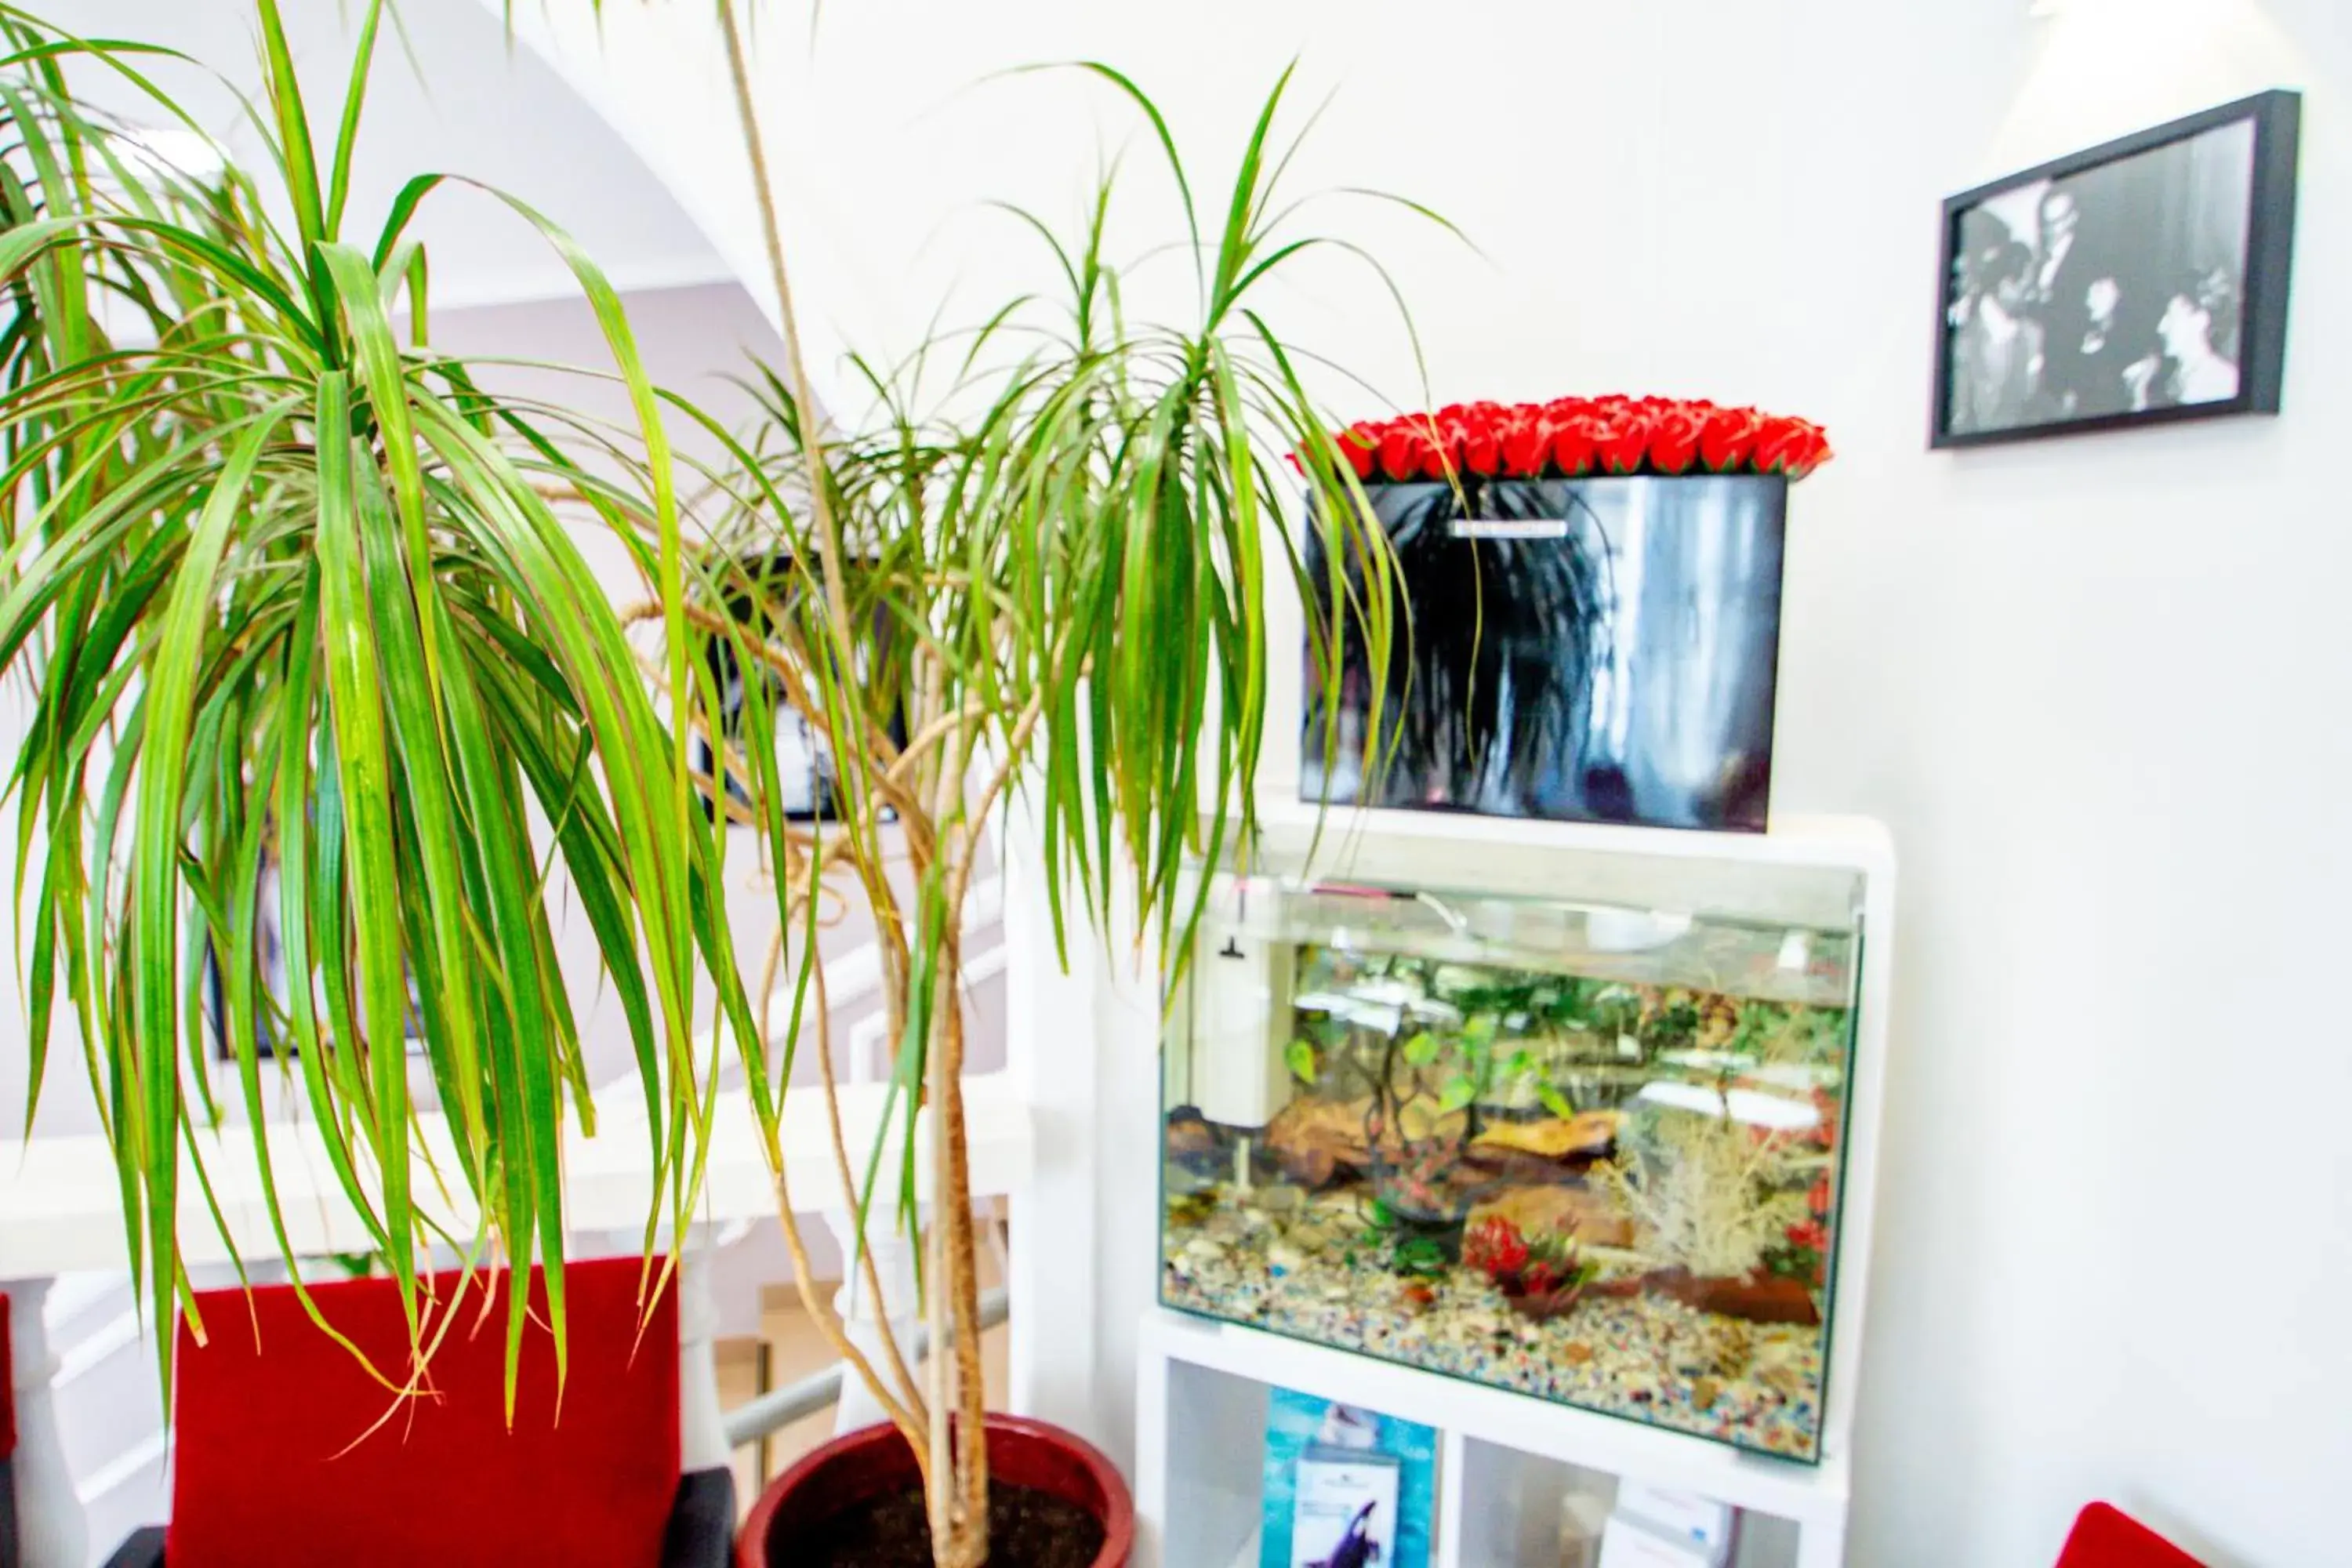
xmin=0 ymin=2 xmax=735 ymax=1405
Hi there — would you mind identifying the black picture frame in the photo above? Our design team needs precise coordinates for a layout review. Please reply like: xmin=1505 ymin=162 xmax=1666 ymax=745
xmin=690 ymin=550 xmax=906 ymax=826
xmin=1931 ymin=89 xmax=2300 ymax=449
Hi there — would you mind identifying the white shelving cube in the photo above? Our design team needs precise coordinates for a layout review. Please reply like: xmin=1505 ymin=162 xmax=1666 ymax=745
xmin=1135 ymin=1312 xmax=1849 ymax=1568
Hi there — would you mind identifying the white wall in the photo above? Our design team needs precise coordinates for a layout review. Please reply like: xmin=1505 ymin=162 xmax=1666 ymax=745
xmin=503 ymin=2 xmax=2352 ymax=1564
xmin=42 ymin=0 xmax=728 ymax=307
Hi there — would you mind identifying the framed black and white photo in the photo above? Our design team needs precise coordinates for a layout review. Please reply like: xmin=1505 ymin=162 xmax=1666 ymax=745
xmin=691 ymin=550 xmax=906 ymax=825
xmin=1932 ymin=90 xmax=2300 ymax=448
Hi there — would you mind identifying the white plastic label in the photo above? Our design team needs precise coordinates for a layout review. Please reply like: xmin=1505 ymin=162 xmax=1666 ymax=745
xmin=1449 ymin=517 xmax=1570 ymax=539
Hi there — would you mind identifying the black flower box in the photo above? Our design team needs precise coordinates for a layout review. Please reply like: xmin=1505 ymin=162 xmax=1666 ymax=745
xmin=1302 ymin=473 xmax=1788 ymax=834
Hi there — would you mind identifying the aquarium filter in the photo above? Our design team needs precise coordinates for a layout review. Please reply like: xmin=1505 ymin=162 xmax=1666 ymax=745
xmin=1189 ymin=918 xmax=1294 ymax=1136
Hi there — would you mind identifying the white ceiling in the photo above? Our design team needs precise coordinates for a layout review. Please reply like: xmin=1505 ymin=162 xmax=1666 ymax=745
xmin=39 ymin=0 xmax=731 ymax=307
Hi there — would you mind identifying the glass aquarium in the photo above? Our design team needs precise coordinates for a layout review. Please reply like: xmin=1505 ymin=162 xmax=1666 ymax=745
xmin=1160 ymin=857 xmax=1864 ymax=1464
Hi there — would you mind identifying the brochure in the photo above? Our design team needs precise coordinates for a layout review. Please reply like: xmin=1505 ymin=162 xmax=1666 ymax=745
xmin=1259 ymin=1386 xmax=1436 ymax=1568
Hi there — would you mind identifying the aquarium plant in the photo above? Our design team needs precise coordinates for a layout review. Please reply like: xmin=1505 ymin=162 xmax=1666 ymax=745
xmin=1595 ymin=1102 xmax=1812 ymax=1283
xmin=1462 ymin=1212 xmax=1597 ymax=1318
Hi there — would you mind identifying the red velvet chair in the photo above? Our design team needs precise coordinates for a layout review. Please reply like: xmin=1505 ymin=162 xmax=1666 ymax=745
xmin=2 ymin=1305 xmax=17 ymax=1568
xmin=104 ymin=1256 xmax=731 ymax=1568
xmin=2056 ymin=1503 xmax=2205 ymax=1568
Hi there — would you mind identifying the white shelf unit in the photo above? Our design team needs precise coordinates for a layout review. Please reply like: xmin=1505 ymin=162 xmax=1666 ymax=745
xmin=1137 ymin=808 xmax=1896 ymax=1568
xmin=1135 ymin=1310 xmax=1839 ymax=1568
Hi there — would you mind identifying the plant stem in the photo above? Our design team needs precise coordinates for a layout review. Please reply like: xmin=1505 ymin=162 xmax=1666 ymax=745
xmin=711 ymin=7 xmax=984 ymax=1559
xmin=711 ymin=0 xmax=855 ymax=647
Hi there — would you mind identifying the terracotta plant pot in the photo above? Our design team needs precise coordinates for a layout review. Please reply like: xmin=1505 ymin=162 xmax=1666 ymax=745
xmin=738 ymin=1414 xmax=1134 ymax=1568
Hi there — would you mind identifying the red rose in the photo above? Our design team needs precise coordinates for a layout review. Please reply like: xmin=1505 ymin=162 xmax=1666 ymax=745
xmin=1749 ymin=418 xmax=1789 ymax=467
xmin=1648 ymin=405 xmax=1706 ymax=474
xmin=1593 ymin=412 xmax=1650 ymax=475
xmin=1500 ymin=412 xmax=1551 ymax=478
xmin=1751 ymin=416 xmax=1801 ymax=468
xmin=1808 ymin=1173 xmax=1833 ymax=1216
xmin=1462 ymin=417 xmax=1503 ymax=477
xmin=1537 ymin=408 xmax=1591 ymax=477
xmin=1419 ymin=416 xmax=1457 ymax=480
xmin=1755 ymin=416 xmax=1831 ymax=479
xmin=1321 ymin=423 xmax=1373 ymax=481
xmin=1377 ymin=421 xmax=1422 ymax=481
xmin=1788 ymin=426 xmax=1833 ymax=480
xmin=1699 ymin=407 xmax=1762 ymax=473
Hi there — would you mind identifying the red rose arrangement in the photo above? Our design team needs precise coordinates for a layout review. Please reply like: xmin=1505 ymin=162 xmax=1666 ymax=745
xmin=1308 ymin=396 xmax=1832 ymax=485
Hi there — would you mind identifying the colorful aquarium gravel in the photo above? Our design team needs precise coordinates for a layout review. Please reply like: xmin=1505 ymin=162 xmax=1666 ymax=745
xmin=1160 ymin=1187 xmax=1828 ymax=1458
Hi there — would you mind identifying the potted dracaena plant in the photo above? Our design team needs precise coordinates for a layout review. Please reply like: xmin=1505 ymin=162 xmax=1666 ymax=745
xmin=0 ymin=0 xmax=761 ymax=1396
xmin=677 ymin=9 xmax=1425 ymax=1564
xmin=3 ymin=3 xmax=1427 ymax=1564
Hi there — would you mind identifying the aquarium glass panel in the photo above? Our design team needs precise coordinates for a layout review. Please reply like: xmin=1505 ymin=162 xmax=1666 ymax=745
xmin=1160 ymin=869 xmax=1861 ymax=1463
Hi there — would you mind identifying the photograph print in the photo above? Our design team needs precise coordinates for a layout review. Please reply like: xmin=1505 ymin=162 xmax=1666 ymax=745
xmin=1933 ymin=90 xmax=2299 ymax=448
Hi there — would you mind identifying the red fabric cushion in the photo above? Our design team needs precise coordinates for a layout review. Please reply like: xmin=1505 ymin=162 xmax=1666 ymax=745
xmin=2 ymin=1295 xmax=15 ymax=1458
xmin=2056 ymin=1503 xmax=2205 ymax=1568
xmin=167 ymin=1257 xmax=680 ymax=1568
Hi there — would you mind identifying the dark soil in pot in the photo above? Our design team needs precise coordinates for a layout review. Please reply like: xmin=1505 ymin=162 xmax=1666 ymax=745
xmin=786 ymin=1480 xmax=1105 ymax=1568
xmin=741 ymin=1415 xmax=1132 ymax=1568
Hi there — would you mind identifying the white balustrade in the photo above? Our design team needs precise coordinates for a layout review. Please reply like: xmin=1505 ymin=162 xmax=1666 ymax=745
xmin=5 ymin=1281 xmax=85 ymax=1568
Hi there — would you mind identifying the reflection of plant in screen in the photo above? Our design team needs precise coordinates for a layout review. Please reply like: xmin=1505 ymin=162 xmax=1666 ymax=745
xmin=1305 ymin=481 xmax=1609 ymax=817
